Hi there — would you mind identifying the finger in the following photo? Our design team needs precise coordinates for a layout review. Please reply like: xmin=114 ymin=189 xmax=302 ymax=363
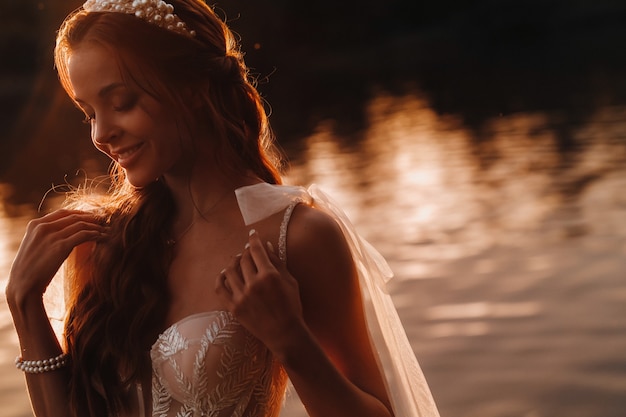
xmin=238 ymin=248 xmax=258 ymax=284
xmin=223 ymin=263 xmax=245 ymax=294
xmin=265 ymin=240 xmax=282 ymax=267
xmin=215 ymin=271 xmax=237 ymax=312
xmin=58 ymin=227 xmax=108 ymax=249
xmin=215 ymin=268 xmax=228 ymax=293
xmin=216 ymin=269 xmax=232 ymax=294
xmin=28 ymin=213 xmax=106 ymax=239
xmin=28 ymin=221 xmax=106 ymax=253
xmin=245 ymin=229 xmax=274 ymax=273
xmin=37 ymin=209 xmax=86 ymax=219
xmin=33 ymin=209 xmax=102 ymax=225
xmin=56 ymin=219 xmax=108 ymax=240
xmin=52 ymin=213 xmax=106 ymax=229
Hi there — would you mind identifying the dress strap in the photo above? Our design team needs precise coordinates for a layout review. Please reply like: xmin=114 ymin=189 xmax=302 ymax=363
xmin=234 ymin=183 xmax=312 ymax=262
xmin=278 ymin=201 xmax=300 ymax=262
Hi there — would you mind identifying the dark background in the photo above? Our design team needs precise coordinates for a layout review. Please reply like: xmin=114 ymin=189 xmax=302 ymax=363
xmin=1 ymin=3 xmax=625 ymax=417
xmin=1 ymin=0 xmax=626 ymax=203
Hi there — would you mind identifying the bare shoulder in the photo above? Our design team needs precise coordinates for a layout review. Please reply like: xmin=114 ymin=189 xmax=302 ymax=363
xmin=285 ymin=203 xmax=356 ymax=276
xmin=285 ymin=204 xmax=347 ymax=255
xmin=284 ymin=204 xmax=359 ymax=324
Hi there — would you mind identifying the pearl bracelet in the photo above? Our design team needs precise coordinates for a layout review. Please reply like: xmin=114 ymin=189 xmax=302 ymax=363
xmin=15 ymin=353 xmax=69 ymax=374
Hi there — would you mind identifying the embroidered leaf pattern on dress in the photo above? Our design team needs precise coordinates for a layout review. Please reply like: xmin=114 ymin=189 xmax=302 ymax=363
xmin=152 ymin=373 xmax=173 ymax=417
xmin=150 ymin=311 xmax=287 ymax=417
xmin=156 ymin=324 xmax=190 ymax=357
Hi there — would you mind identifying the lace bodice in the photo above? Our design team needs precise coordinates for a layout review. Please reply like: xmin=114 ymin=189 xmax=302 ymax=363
xmin=143 ymin=185 xmax=306 ymax=417
xmin=150 ymin=311 xmax=287 ymax=417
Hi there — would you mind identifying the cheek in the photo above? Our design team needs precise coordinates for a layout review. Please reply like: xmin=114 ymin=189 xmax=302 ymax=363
xmin=160 ymin=120 xmax=186 ymax=156
xmin=164 ymin=137 xmax=184 ymax=166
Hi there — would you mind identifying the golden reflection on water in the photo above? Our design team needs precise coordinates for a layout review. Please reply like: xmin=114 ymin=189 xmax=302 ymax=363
xmin=284 ymin=92 xmax=626 ymax=416
xmin=0 ymin=210 xmax=13 ymax=293
xmin=0 ymin=200 xmax=31 ymax=293
xmin=287 ymin=93 xmax=584 ymax=271
xmin=1 ymin=92 xmax=626 ymax=417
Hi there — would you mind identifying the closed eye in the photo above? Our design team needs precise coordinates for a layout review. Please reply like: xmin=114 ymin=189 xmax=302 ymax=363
xmin=113 ymin=95 xmax=138 ymax=112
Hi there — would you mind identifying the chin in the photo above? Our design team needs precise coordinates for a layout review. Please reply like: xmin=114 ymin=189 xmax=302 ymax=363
xmin=124 ymin=172 xmax=159 ymax=189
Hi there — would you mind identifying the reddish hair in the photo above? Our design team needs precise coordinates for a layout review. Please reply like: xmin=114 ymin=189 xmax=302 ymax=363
xmin=55 ymin=1 xmax=283 ymax=415
xmin=55 ymin=2 xmax=283 ymax=184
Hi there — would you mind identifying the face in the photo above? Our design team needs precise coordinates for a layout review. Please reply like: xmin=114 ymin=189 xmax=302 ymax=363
xmin=67 ymin=43 xmax=184 ymax=187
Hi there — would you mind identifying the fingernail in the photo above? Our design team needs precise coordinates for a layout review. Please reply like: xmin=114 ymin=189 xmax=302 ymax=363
xmin=235 ymin=253 xmax=242 ymax=258
xmin=249 ymin=229 xmax=256 ymax=236
xmin=244 ymin=242 xmax=250 ymax=249
xmin=266 ymin=241 xmax=275 ymax=253
xmin=220 ymin=268 xmax=226 ymax=275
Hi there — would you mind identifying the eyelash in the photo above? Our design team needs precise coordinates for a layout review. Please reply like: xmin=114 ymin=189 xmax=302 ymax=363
xmin=81 ymin=96 xmax=137 ymax=124
xmin=115 ymin=96 xmax=137 ymax=112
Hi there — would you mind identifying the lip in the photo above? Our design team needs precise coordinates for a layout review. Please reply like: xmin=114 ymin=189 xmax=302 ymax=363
xmin=112 ymin=143 xmax=144 ymax=167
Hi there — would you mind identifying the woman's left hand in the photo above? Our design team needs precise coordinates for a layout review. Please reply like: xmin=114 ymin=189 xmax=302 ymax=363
xmin=215 ymin=229 xmax=305 ymax=352
xmin=216 ymin=218 xmax=394 ymax=417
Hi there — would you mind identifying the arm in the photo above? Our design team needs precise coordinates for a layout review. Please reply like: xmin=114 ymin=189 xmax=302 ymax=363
xmin=7 ymin=290 xmax=70 ymax=417
xmin=6 ymin=210 xmax=105 ymax=417
xmin=217 ymin=206 xmax=393 ymax=417
xmin=279 ymin=206 xmax=393 ymax=416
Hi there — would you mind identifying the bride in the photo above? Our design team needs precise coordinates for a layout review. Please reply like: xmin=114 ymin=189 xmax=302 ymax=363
xmin=6 ymin=1 xmax=439 ymax=416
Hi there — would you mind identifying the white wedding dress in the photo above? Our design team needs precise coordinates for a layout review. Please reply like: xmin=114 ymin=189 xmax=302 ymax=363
xmin=49 ymin=183 xmax=440 ymax=417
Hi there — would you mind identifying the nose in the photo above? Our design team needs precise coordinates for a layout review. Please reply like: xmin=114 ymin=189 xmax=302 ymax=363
xmin=91 ymin=116 xmax=121 ymax=148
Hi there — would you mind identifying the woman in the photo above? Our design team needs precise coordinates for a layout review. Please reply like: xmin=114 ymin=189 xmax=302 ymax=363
xmin=6 ymin=1 xmax=439 ymax=416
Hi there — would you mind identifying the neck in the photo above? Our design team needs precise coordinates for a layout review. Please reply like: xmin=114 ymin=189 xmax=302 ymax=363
xmin=162 ymin=163 xmax=261 ymax=238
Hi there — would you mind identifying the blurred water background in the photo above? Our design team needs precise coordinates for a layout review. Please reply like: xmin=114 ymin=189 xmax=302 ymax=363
xmin=1 ymin=1 xmax=625 ymax=416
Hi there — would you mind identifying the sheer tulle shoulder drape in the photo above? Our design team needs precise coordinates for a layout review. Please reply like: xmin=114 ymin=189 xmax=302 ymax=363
xmin=236 ymin=183 xmax=440 ymax=417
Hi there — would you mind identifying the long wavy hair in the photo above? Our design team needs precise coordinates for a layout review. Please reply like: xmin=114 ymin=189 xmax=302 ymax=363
xmin=54 ymin=1 xmax=283 ymax=415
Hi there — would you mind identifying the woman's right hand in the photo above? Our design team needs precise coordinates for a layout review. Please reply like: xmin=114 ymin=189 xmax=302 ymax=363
xmin=7 ymin=209 xmax=107 ymax=303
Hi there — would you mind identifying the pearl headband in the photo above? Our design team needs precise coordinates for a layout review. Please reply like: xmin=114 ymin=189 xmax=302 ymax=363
xmin=83 ymin=0 xmax=196 ymax=38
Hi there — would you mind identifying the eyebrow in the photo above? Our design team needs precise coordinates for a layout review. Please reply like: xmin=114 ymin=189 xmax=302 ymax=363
xmin=74 ymin=82 xmax=126 ymax=104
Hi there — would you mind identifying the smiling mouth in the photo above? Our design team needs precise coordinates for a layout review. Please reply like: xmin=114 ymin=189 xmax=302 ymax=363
xmin=115 ymin=143 xmax=143 ymax=164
